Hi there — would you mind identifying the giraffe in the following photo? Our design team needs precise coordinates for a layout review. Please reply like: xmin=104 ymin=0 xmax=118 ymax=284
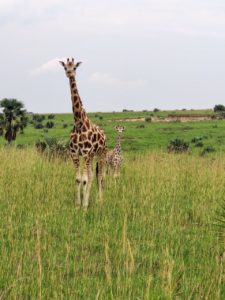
xmin=59 ymin=58 xmax=107 ymax=209
xmin=106 ymin=125 xmax=125 ymax=178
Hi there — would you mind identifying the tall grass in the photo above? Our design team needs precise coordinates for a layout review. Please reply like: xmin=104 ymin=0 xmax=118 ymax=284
xmin=0 ymin=148 xmax=224 ymax=299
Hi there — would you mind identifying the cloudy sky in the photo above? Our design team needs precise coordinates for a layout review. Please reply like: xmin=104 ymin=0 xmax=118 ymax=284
xmin=0 ymin=0 xmax=225 ymax=113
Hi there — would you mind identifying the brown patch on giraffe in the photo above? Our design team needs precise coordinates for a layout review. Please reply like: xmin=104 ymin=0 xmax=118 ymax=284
xmin=82 ymin=124 xmax=87 ymax=131
xmin=93 ymin=143 xmax=98 ymax=151
xmin=86 ymin=120 xmax=90 ymax=129
xmin=71 ymin=133 xmax=78 ymax=143
xmin=92 ymin=133 xmax=97 ymax=142
xmin=75 ymin=111 xmax=81 ymax=119
xmin=84 ymin=141 xmax=92 ymax=148
xmin=79 ymin=133 xmax=87 ymax=142
xmin=88 ymin=131 xmax=92 ymax=140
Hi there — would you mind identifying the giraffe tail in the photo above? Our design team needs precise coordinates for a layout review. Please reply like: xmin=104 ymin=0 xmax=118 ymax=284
xmin=96 ymin=161 xmax=99 ymax=185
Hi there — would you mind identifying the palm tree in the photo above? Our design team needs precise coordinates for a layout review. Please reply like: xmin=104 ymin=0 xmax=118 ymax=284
xmin=0 ymin=98 xmax=28 ymax=144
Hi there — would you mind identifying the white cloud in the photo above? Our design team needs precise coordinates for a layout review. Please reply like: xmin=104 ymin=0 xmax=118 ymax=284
xmin=1 ymin=0 xmax=225 ymax=38
xmin=31 ymin=57 xmax=66 ymax=76
xmin=90 ymin=72 xmax=145 ymax=88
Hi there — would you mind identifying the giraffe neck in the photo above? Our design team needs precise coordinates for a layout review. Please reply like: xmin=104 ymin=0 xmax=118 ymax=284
xmin=69 ymin=76 xmax=87 ymax=124
xmin=115 ymin=133 xmax=122 ymax=153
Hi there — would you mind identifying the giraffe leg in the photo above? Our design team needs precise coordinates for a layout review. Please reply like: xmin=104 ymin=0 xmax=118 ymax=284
xmin=96 ymin=156 xmax=106 ymax=202
xmin=82 ymin=156 xmax=93 ymax=210
xmin=71 ymin=154 xmax=81 ymax=208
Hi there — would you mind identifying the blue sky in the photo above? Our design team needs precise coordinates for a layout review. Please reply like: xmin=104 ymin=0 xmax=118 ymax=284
xmin=0 ymin=0 xmax=225 ymax=113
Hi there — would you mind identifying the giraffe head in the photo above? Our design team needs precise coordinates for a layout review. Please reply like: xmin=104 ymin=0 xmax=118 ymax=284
xmin=59 ymin=58 xmax=82 ymax=78
xmin=115 ymin=125 xmax=125 ymax=134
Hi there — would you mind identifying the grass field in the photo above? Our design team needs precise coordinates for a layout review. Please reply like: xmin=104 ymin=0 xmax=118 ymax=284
xmin=1 ymin=109 xmax=225 ymax=154
xmin=0 ymin=148 xmax=225 ymax=299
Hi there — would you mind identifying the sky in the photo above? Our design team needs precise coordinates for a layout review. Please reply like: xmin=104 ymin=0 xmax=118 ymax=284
xmin=0 ymin=0 xmax=225 ymax=113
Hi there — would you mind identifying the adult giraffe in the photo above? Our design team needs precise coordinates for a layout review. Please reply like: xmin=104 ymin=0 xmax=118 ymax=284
xmin=59 ymin=58 xmax=107 ymax=209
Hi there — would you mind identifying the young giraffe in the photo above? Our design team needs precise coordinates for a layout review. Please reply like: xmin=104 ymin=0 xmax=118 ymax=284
xmin=106 ymin=126 xmax=125 ymax=178
xmin=59 ymin=58 xmax=107 ymax=209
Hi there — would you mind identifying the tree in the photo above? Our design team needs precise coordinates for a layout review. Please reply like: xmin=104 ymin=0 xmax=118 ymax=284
xmin=0 ymin=98 xmax=28 ymax=144
xmin=214 ymin=104 xmax=225 ymax=112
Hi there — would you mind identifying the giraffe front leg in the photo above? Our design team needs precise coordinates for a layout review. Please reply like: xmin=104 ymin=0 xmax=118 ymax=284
xmin=82 ymin=157 xmax=93 ymax=210
xmin=71 ymin=154 xmax=81 ymax=208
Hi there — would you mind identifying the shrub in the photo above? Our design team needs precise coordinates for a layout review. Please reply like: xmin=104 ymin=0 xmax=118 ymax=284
xmin=47 ymin=114 xmax=55 ymax=119
xmin=214 ymin=104 xmax=225 ymax=112
xmin=32 ymin=114 xmax=45 ymax=122
xmin=46 ymin=121 xmax=54 ymax=129
xmin=35 ymin=140 xmax=47 ymax=153
xmin=168 ymin=138 xmax=189 ymax=153
xmin=145 ymin=117 xmax=152 ymax=123
xmin=62 ymin=123 xmax=68 ymax=128
xmin=195 ymin=142 xmax=204 ymax=147
xmin=153 ymin=108 xmax=160 ymax=113
xmin=35 ymin=137 xmax=69 ymax=159
xmin=34 ymin=122 xmax=44 ymax=129
xmin=191 ymin=137 xmax=202 ymax=143
xmin=200 ymin=145 xmax=216 ymax=156
xmin=136 ymin=124 xmax=145 ymax=129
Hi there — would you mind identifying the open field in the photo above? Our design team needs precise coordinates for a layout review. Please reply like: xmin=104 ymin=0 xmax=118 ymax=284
xmin=1 ymin=109 xmax=225 ymax=154
xmin=0 ymin=148 xmax=225 ymax=299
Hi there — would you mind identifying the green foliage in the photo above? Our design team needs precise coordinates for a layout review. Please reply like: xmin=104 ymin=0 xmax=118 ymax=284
xmin=145 ymin=117 xmax=152 ymax=122
xmin=195 ymin=141 xmax=204 ymax=147
xmin=168 ymin=138 xmax=189 ymax=153
xmin=47 ymin=114 xmax=55 ymax=119
xmin=35 ymin=137 xmax=69 ymax=159
xmin=34 ymin=122 xmax=44 ymax=129
xmin=214 ymin=104 xmax=225 ymax=112
xmin=136 ymin=124 xmax=145 ymax=129
xmin=0 ymin=98 xmax=27 ymax=144
xmin=46 ymin=121 xmax=54 ymax=129
xmin=191 ymin=136 xmax=203 ymax=143
xmin=32 ymin=114 xmax=45 ymax=122
xmin=201 ymin=145 xmax=216 ymax=156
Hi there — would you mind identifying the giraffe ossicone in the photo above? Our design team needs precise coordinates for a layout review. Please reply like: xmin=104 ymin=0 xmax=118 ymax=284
xmin=60 ymin=58 xmax=107 ymax=209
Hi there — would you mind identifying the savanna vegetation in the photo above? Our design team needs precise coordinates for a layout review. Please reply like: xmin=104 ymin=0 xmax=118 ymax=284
xmin=0 ymin=108 xmax=225 ymax=299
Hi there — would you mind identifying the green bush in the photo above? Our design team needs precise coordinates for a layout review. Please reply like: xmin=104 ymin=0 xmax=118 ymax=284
xmin=47 ymin=114 xmax=55 ymax=119
xmin=35 ymin=137 xmax=69 ymax=159
xmin=191 ymin=137 xmax=202 ymax=143
xmin=168 ymin=138 xmax=189 ymax=153
xmin=34 ymin=122 xmax=44 ymax=129
xmin=145 ymin=117 xmax=152 ymax=123
xmin=200 ymin=145 xmax=216 ymax=156
xmin=46 ymin=121 xmax=54 ymax=129
xmin=214 ymin=104 xmax=225 ymax=112
xmin=32 ymin=114 xmax=45 ymax=122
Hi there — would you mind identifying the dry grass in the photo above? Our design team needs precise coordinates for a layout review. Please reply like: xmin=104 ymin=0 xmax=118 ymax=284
xmin=0 ymin=148 xmax=225 ymax=299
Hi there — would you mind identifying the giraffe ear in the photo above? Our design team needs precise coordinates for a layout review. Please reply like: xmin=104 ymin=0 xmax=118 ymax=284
xmin=75 ymin=62 xmax=82 ymax=68
xmin=59 ymin=61 xmax=65 ymax=67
